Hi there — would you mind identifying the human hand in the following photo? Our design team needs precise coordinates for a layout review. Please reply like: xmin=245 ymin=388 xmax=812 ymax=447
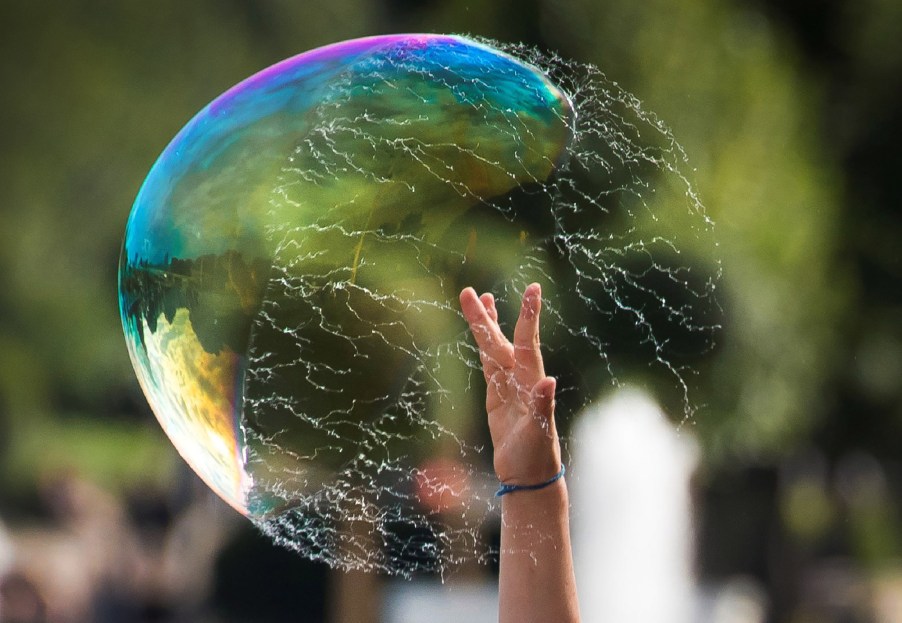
xmin=459 ymin=283 xmax=561 ymax=486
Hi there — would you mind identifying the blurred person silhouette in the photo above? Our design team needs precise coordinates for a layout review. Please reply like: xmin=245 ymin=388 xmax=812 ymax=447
xmin=0 ymin=572 xmax=48 ymax=623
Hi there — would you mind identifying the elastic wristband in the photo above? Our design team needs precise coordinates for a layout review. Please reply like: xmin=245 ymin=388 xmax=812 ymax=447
xmin=495 ymin=464 xmax=566 ymax=497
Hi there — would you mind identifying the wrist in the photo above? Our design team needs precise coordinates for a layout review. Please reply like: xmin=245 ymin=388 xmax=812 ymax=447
xmin=496 ymin=464 xmax=566 ymax=497
xmin=495 ymin=449 xmax=561 ymax=486
xmin=499 ymin=474 xmax=569 ymax=517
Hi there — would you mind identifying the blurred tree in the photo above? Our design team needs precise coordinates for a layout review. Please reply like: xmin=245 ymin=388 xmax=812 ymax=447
xmin=0 ymin=0 xmax=381 ymax=489
xmin=538 ymin=0 xmax=849 ymax=463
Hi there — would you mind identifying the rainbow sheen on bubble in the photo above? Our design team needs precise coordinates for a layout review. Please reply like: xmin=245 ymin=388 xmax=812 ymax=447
xmin=119 ymin=34 xmax=573 ymax=518
xmin=120 ymin=33 xmax=719 ymax=575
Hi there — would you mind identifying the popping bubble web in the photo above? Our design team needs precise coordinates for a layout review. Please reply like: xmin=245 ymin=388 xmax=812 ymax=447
xmin=119 ymin=34 xmax=719 ymax=576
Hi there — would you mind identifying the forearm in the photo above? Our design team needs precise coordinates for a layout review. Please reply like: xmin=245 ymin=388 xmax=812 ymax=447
xmin=499 ymin=478 xmax=580 ymax=623
xmin=459 ymin=284 xmax=579 ymax=620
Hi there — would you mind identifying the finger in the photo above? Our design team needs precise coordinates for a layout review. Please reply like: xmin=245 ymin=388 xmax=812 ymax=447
xmin=459 ymin=288 xmax=514 ymax=371
xmin=480 ymin=292 xmax=498 ymax=323
xmin=530 ymin=376 xmax=557 ymax=424
xmin=512 ymin=283 xmax=545 ymax=381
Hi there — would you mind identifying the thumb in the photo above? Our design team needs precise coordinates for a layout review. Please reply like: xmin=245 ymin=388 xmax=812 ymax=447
xmin=531 ymin=376 xmax=557 ymax=423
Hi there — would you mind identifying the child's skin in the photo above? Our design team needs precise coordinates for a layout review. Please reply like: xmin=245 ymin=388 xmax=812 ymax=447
xmin=460 ymin=283 xmax=580 ymax=623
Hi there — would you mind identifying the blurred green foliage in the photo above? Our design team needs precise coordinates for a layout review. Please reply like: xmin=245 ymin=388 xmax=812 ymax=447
xmin=543 ymin=0 xmax=849 ymax=461
xmin=0 ymin=0 xmax=900 ymax=615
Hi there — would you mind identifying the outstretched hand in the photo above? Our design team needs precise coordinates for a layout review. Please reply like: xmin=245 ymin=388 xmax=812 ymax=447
xmin=459 ymin=283 xmax=561 ymax=486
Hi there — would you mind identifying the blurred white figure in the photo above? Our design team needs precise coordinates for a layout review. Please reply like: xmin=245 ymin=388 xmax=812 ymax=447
xmin=571 ymin=388 xmax=698 ymax=623
xmin=698 ymin=577 xmax=767 ymax=623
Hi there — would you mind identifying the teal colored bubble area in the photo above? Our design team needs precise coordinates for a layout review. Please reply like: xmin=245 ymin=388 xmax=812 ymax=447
xmin=124 ymin=34 xmax=570 ymax=267
xmin=119 ymin=33 xmax=716 ymax=575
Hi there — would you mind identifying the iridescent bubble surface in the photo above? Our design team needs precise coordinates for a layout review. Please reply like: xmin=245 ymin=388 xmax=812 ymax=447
xmin=120 ymin=34 xmax=718 ymax=575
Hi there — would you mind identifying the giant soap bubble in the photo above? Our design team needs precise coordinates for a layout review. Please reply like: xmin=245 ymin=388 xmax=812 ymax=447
xmin=119 ymin=34 xmax=718 ymax=576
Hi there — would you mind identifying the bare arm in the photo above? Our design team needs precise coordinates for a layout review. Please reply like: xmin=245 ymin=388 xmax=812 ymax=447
xmin=459 ymin=283 xmax=580 ymax=623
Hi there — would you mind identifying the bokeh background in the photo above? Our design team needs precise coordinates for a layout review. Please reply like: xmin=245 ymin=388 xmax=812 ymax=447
xmin=0 ymin=0 xmax=899 ymax=621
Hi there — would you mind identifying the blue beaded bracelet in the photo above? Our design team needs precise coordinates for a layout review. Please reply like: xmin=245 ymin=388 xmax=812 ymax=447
xmin=495 ymin=464 xmax=566 ymax=497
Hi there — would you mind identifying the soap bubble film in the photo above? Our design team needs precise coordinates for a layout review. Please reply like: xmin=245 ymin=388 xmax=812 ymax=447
xmin=119 ymin=34 xmax=718 ymax=576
